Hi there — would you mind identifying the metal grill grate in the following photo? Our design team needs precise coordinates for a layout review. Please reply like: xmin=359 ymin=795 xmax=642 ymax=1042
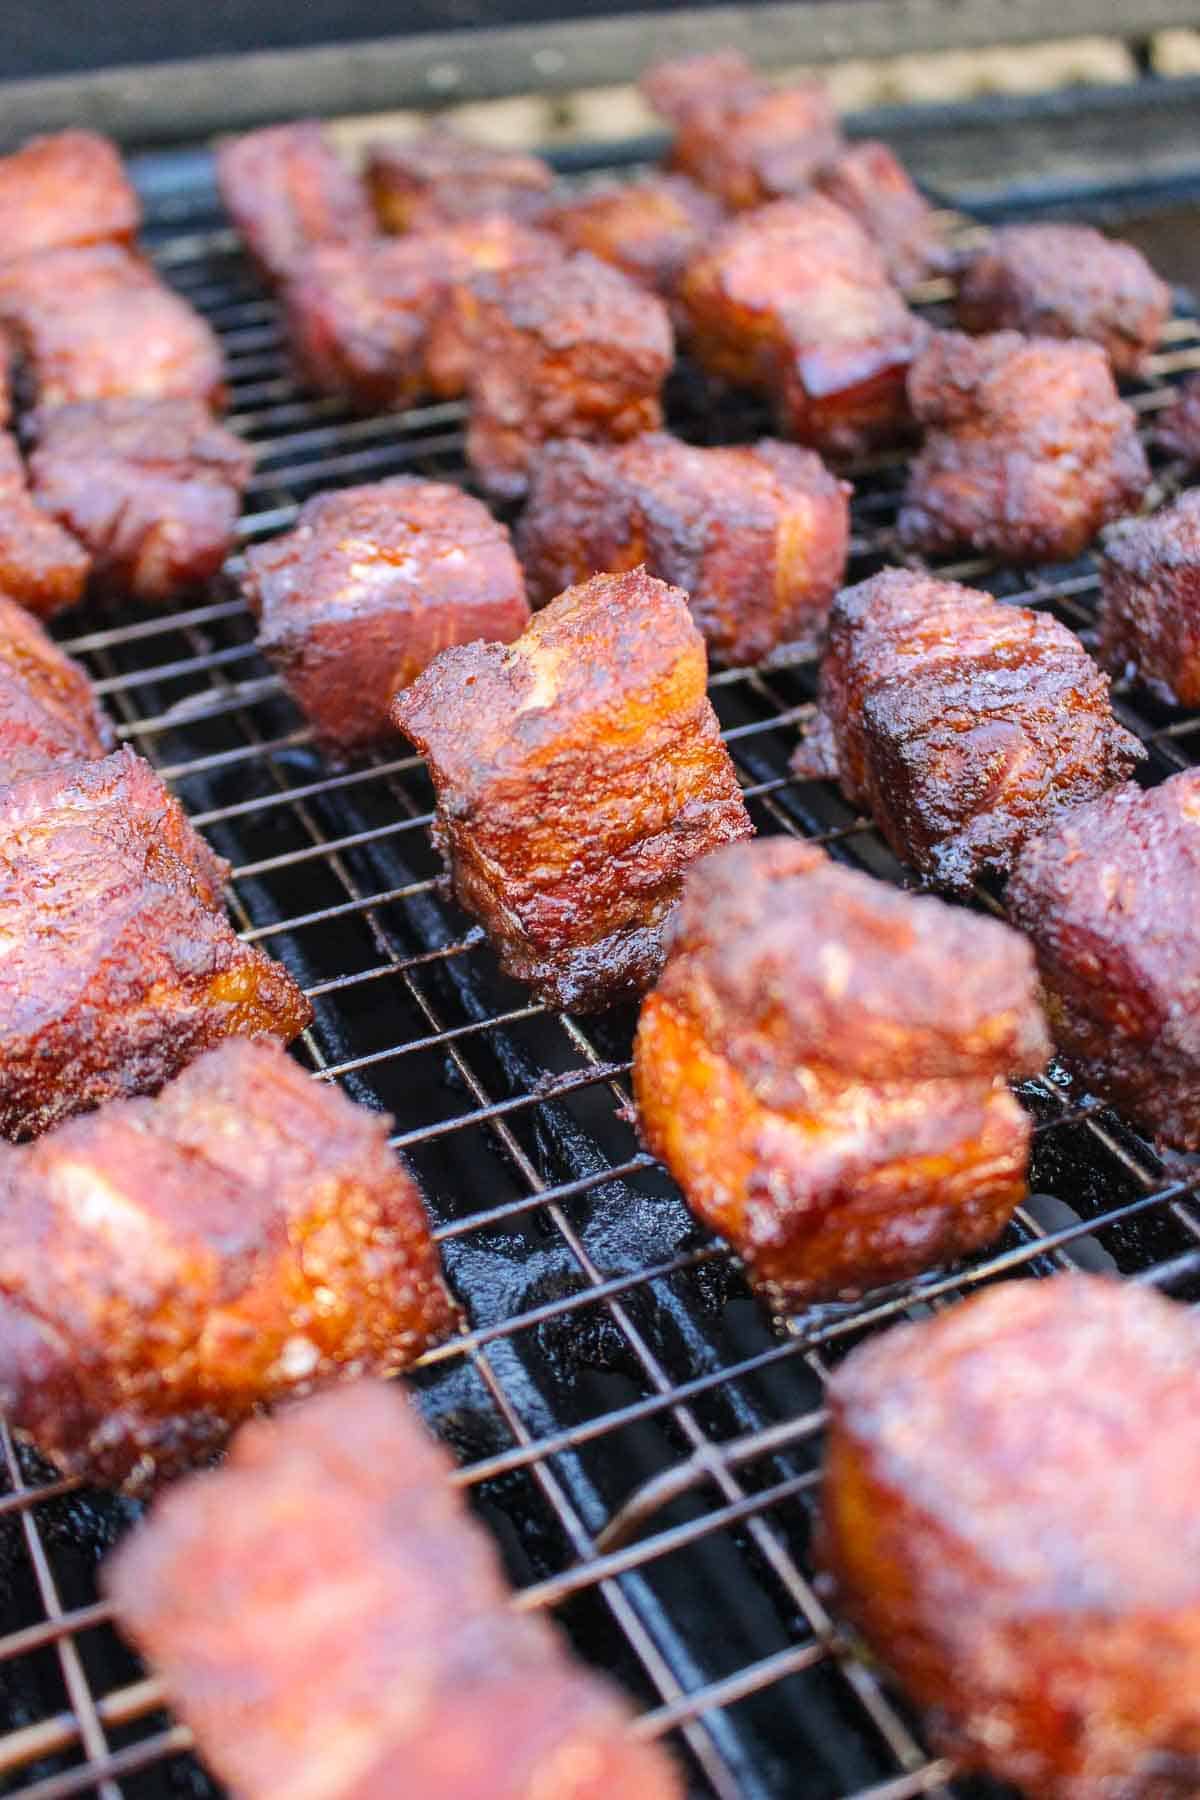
xmin=2 ymin=142 xmax=1200 ymax=1800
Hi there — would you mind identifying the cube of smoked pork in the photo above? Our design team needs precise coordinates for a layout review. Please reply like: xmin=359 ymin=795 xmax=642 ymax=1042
xmin=0 ymin=244 xmax=226 ymax=412
xmin=365 ymin=124 xmax=555 ymax=233
xmin=0 ymin=593 xmax=114 ymax=784
xmin=640 ymin=49 xmax=766 ymax=124
xmin=466 ymin=252 xmax=673 ymax=499
xmin=899 ymin=330 xmax=1149 ymax=563
xmin=822 ymin=1277 xmax=1200 ymax=1798
xmin=633 ymin=838 xmax=1047 ymax=1307
xmin=0 ymin=1040 xmax=456 ymax=1490
xmin=0 ymin=430 xmax=90 ymax=618
xmin=814 ymin=141 xmax=946 ymax=292
xmin=792 ymin=569 xmax=1144 ymax=892
xmin=517 ymin=432 xmax=850 ymax=664
xmin=244 ymin=479 xmax=530 ymax=758
xmin=28 ymin=398 xmax=253 ymax=604
xmin=392 ymin=569 xmax=752 ymax=1012
xmin=1098 ymin=492 xmax=1200 ymax=706
xmin=543 ymin=174 xmax=724 ymax=304
xmin=105 ymin=1383 xmax=682 ymax=1799
xmin=1155 ymin=372 xmax=1200 ymax=461
xmin=956 ymin=224 xmax=1170 ymax=378
xmin=663 ymin=78 xmax=844 ymax=211
xmin=0 ymin=746 xmax=311 ymax=1141
xmin=1008 ymin=772 xmax=1200 ymax=1148
xmin=215 ymin=121 xmax=375 ymax=287
xmin=679 ymin=196 xmax=927 ymax=458
xmin=0 ymin=130 xmax=139 ymax=264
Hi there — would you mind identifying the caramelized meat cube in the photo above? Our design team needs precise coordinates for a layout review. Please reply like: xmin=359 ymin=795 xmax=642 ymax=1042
xmin=634 ymin=838 xmax=1046 ymax=1306
xmin=28 ymin=399 xmax=253 ymax=604
xmin=0 ymin=746 xmax=311 ymax=1141
xmin=0 ymin=130 xmax=139 ymax=263
xmin=0 ymin=244 xmax=226 ymax=412
xmin=822 ymin=1275 xmax=1200 ymax=1798
xmin=105 ymin=1382 xmax=682 ymax=1798
xmin=366 ymin=125 xmax=554 ymax=232
xmin=956 ymin=224 xmax=1170 ymax=377
xmin=814 ymin=141 xmax=945 ymax=291
xmin=1008 ymin=772 xmax=1200 ymax=1147
xmin=518 ymin=431 xmax=850 ymax=664
xmin=0 ymin=593 xmax=113 ymax=784
xmin=1098 ymin=492 xmax=1200 ymax=705
xmin=665 ymin=81 xmax=843 ymax=211
xmin=0 ymin=1040 xmax=455 ymax=1490
xmin=215 ymin=121 xmax=374 ymax=287
xmin=245 ymin=478 xmax=530 ymax=757
xmin=544 ymin=174 xmax=724 ymax=302
xmin=640 ymin=49 xmax=765 ymax=124
xmin=899 ymin=330 xmax=1149 ymax=563
xmin=466 ymin=252 xmax=673 ymax=499
xmin=680 ymin=197 xmax=926 ymax=457
xmin=423 ymin=219 xmax=565 ymax=401
xmin=393 ymin=568 xmax=751 ymax=1011
xmin=0 ymin=431 xmax=90 ymax=618
xmin=1155 ymin=372 xmax=1200 ymax=461
xmin=793 ymin=569 xmax=1144 ymax=891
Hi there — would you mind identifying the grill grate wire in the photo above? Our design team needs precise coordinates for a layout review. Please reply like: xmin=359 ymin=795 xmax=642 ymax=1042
xmin=0 ymin=148 xmax=1199 ymax=1800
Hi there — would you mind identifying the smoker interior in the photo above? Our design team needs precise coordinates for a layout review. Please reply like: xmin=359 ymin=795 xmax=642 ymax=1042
xmin=1 ymin=128 xmax=1200 ymax=1800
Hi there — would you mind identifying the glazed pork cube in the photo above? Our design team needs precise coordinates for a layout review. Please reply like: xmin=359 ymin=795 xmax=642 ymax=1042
xmin=0 ymin=430 xmax=91 ymax=618
xmin=793 ymin=568 xmax=1144 ymax=891
xmin=0 ymin=130 xmax=140 ymax=263
xmin=517 ymin=431 xmax=850 ymax=664
xmin=365 ymin=124 xmax=554 ymax=232
xmin=0 ymin=592 xmax=113 ymax=784
xmin=664 ymin=79 xmax=843 ymax=210
xmin=544 ymin=174 xmax=724 ymax=303
xmin=0 ymin=1038 xmax=456 ymax=1490
xmin=1098 ymin=491 xmax=1200 ymax=706
xmin=634 ymin=838 xmax=1046 ymax=1306
xmin=639 ymin=50 xmax=766 ymax=125
xmin=814 ymin=141 xmax=946 ymax=290
xmin=216 ymin=120 xmax=375 ymax=287
xmin=393 ymin=568 xmax=752 ymax=1011
xmin=1155 ymin=372 xmax=1200 ymax=461
xmin=244 ymin=478 xmax=530 ymax=757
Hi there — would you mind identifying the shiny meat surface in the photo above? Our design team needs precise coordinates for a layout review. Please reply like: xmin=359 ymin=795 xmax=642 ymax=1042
xmin=0 ymin=244 xmax=226 ymax=412
xmin=0 ymin=431 xmax=91 ymax=618
xmin=680 ymin=196 xmax=926 ymax=457
xmin=29 ymin=399 xmax=254 ymax=603
xmin=1007 ymin=772 xmax=1200 ymax=1148
xmin=393 ymin=568 xmax=752 ymax=1011
xmin=639 ymin=50 xmax=765 ymax=124
xmin=216 ymin=120 xmax=375 ymax=286
xmin=1098 ymin=491 xmax=1200 ymax=706
xmin=956 ymin=223 xmax=1170 ymax=376
xmin=899 ymin=330 xmax=1149 ymax=562
xmin=0 ymin=746 xmax=311 ymax=1141
xmin=466 ymin=252 xmax=674 ymax=498
xmin=814 ymin=141 xmax=945 ymax=291
xmin=1155 ymin=371 xmax=1200 ymax=461
xmin=517 ymin=431 xmax=851 ymax=664
xmin=245 ymin=478 xmax=530 ymax=756
xmin=792 ymin=569 xmax=1144 ymax=891
xmin=634 ymin=838 xmax=1045 ymax=1305
xmin=105 ymin=1382 xmax=683 ymax=1799
xmin=666 ymin=82 xmax=844 ymax=210
xmin=822 ymin=1276 xmax=1200 ymax=1797
xmin=544 ymin=174 xmax=724 ymax=302
xmin=422 ymin=219 xmax=565 ymax=401
xmin=0 ymin=593 xmax=113 ymax=784
xmin=0 ymin=1040 xmax=455 ymax=1490
xmin=0 ymin=130 xmax=140 ymax=263
xmin=366 ymin=125 xmax=554 ymax=232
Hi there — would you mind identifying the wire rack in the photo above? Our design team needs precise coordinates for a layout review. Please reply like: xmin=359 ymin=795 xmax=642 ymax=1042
xmin=2 ymin=140 xmax=1200 ymax=1800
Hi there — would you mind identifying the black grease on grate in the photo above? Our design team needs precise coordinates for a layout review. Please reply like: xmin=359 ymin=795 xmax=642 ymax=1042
xmin=2 ymin=153 xmax=1200 ymax=1800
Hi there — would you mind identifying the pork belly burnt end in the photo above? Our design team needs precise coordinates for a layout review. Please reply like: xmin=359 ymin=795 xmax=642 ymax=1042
xmin=640 ymin=50 xmax=765 ymax=124
xmin=0 ymin=431 xmax=91 ymax=618
xmin=245 ymin=479 xmax=530 ymax=756
xmin=899 ymin=331 xmax=1149 ymax=563
xmin=680 ymin=197 xmax=926 ymax=457
xmin=793 ymin=569 xmax=1144 ymax=891
xmin=366 ymin=125 xmax=554 ymax=232
xmin=1098 ymin=491 xmax=1200 ymax=706
xmin=105 ymin=1383 xmax=682 ymax=1799
xmin=0 ymin=593 xmax=114 ymax=784
xmin=1155 ymin=372 xmax=1200 ymax=461
xmin=815 ymin=141 xmax=945 ymax=291
xmin=0 ymin=1040 xmax=454 ymax=1489
xmin=1008 ymin=772 xmax=1200 ymax=1147
xmin=393 ymin=569 xmax=752 ymax=1012
xmin=29 ymin=399 xmax=253 ymax=603
xmin=466 ymin=252 xmax=673 ymax=499
xmin=216 ymin=121 xmax=374 ymax=287
xmin=956 ymin=223 xmax=1170 ymax=377
xmin=0 ymin=130 xmax=140 ymax=263
xmin=544 ymin=175 xmax=724 ymax=302
xmin=0 ymin=245 xmax=226 ymax=411
xmin=0 ymin=746 xmax=311 ymax=1141
xmin=822 ymin=1276 xmax=1200 ymax=1798
xmin=518 ymin=432 xmax=850 ymax=664
xmin=663 ymin=79 xmax=843 ymax=210
xmin=634 ymin=839 xmax=1045 ymax=1306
